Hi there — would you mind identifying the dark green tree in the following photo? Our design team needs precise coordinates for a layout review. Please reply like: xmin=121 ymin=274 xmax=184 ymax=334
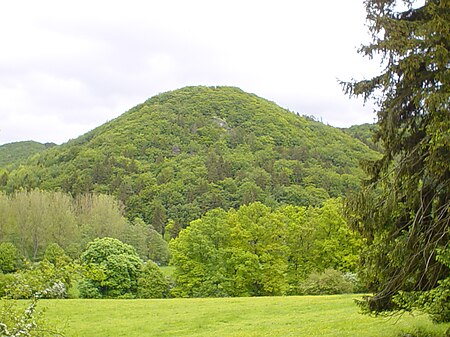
xmin=343 ymin=0 xmax=449 ymax=316
xmin=150 ymin=200 xmax=167 ymax=234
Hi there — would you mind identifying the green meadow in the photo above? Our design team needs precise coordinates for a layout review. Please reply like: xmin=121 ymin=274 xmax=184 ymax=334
xmin=42 ymin=295 xmax=449 ymax=337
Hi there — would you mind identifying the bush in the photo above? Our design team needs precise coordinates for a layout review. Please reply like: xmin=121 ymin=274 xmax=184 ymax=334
xmin=0 ymin=273 xmax=15 ymax=297
xmin=2 ymin=260 xmax=72 ymax=299
xmin=137 ymin=261 xmax=170 ymax=298
xmin=0 ymin=295 xmax=62 ymax=336
xmin=81 ymin=237 xmax=143 ymax=298
xmin=343 ymin=272 xmax=368 ymax=293
xmin=299 ymin=269 xmax=354 ymax=295
xmin=78 ymin=279 xmax=102 ymax=299
xmin=0 ymin=242 xmax=22 ymax=273
xmin=43 ymin=243 xmax=71 ymax=267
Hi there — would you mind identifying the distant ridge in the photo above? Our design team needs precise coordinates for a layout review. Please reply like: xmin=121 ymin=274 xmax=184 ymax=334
xmin=0 ymin=141 xmax=56 ymax=168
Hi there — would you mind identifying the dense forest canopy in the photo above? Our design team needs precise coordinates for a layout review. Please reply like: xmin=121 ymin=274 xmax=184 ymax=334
xmin=0 ymin=86 xmax=379 ymax=236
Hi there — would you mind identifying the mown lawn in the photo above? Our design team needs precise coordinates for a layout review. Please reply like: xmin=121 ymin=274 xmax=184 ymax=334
xmin=42 ymin=295 xmax=449 ymax=337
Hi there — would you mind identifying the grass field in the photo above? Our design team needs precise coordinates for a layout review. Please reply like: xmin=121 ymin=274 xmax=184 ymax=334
xmin=41 ymin=295 xmax=449 ymax=337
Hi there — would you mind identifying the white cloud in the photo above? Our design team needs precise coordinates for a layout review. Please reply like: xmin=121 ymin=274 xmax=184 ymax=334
xmin=0 ymin=0 xmax=381 ymax=145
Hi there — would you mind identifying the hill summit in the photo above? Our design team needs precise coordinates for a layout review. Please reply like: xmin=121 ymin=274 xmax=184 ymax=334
xmin=0 ymin=86 xmax=378 ymax=235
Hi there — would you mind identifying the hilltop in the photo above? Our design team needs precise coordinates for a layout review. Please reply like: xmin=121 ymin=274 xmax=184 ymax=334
xmin=0 ymin=141 xmax=56 ymax=168
xmin=0 ymin=86 xmax=379 ymax=234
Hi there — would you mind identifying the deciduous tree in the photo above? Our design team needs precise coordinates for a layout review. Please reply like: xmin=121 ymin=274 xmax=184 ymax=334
xmin=80 ymin=237 xmax=142 ymax=298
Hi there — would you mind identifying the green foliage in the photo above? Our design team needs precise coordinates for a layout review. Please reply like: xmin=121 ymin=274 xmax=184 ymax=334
xmin=137 ymin=261 xmax=170 ymax=298
xmin=308 ymin=199 xmax=361 ymax=272
xmin=343 ymin=0 xmax=450 ymax=317
xmin=170 ymin=200 xmax=361 ymax=297
xmin=74 ymin=193 xmax=129 ymax=247
xmin=0 ymin=190 xmax=160 ymax=261
xmin=393 ymin=247 xmax=450 ymax=324
xmin=227 ymin=203 xmax=288 ymax=296
xmin=170 ymin=208 xmax=231 ymax=297
xmin=0 ymin=190 xmax=80 ymax=260
xmin=0 ymin=141 xmax=54 ymax=169
xmin=2 ymin=260 xmax=75 ymax=299
xmin=0 ymin=273 xmax=15 ymax=297
xmin=147 ymin=228 xmax=170 ymax=266
xmin=80 ymin=237 xmax=143 ymax=298
xmin=1 ymin=86 xmax=378 ymax=234
xmin=77 ymin=279 xmax=102 ymax=299
xmin=298 ymin=269 xmax=354 ymax=295
xmin=0 ymin=242 xmax=22 ymax=273
xmin=396 ymin=327 xmax=449 ymax=337
xmin=43 ymin=243 xmax=71 ymax=268
xmin=121 ymin=217 xmax=149 ymax=260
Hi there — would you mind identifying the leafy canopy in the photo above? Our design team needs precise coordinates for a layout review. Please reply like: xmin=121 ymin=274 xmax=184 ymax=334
xmin=81 ymin=237 xmax=143 ymax=298
xmin=170 ymin=200 xmax=360 ymax=297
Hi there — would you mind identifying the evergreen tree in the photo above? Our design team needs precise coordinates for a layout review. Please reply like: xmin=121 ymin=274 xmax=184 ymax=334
xmin=343 ymin=0 xmax=449 ymax=316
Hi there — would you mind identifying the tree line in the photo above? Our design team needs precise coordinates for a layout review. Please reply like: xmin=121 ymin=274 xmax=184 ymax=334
xmin=0 ymin=190 xmax=362 ymax=300
xmin=0 ymin=190 xmax=169 ymax=264
xmin=170 ymin=200 xmax=362 ymax=297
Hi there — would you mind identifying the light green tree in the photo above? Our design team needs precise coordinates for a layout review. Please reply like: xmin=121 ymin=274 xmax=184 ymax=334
xmin=80 ymin=237 xmax=142 ymax=298
xmin=137 ymin=261 xmax=170 ymax=298
xmin=74 ymin=193 xmax=128 ymax=246
xmin=227 ymin=203 xmax=288 ymax=296
xmin=170 ymin=209 xmax=230 ymax=297
xmin=309 ymin=198 xmax=361 ymax=273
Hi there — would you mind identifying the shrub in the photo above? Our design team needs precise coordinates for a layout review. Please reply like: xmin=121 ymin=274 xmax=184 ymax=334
xmin=0 ymin=273 xmax=15 ymax=297
xmin=0 ymin=242 xmax=22 ymax=273
xmin=80 ymin=237 xmax=143 ymax=298
xmin=3 ymin=260 xmax=72 ymax=299
xmin=78 ymin=279 xmax=102 ymax=299
xmin=299 ymin=269 xmax=354 ymax=295
xmin=137 ymin=261 xmax=170 ymax=298
xmin=343 ymin=272 xmax=368 ymax=293
xmin=43 ymin=243 xmax=71 ymax=267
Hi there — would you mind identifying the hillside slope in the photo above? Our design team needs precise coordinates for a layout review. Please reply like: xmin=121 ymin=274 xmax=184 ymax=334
xmin=0 ymin=86 xmax=378 ymax=234
xmin=342 ymin=123 xmax=381 ymax=152
xmin=0 ymin=141 xmax=55 ymax=168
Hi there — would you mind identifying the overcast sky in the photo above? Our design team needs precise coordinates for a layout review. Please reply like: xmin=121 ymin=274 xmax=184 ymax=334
xmin=0 ymin=0 xmax=382 ymax=146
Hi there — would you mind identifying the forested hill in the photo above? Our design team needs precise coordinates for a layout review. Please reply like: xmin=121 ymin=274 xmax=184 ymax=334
xmin=342 ymin=123 xmax=381 ymax=152
xmin=0 ymin=86 xmax=379 ymax=235
xmin=0 ymin=141 xmax=56 ymax=168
